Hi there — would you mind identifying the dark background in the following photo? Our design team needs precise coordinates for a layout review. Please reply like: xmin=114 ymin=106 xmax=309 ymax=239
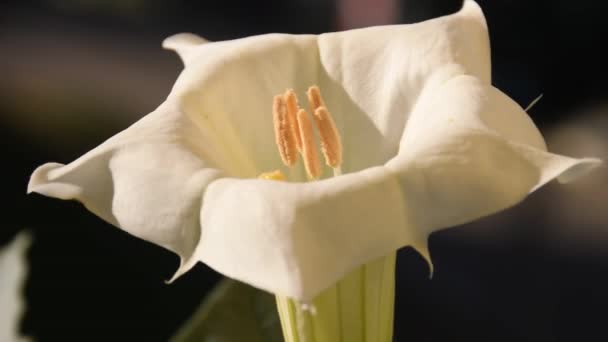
xmin=1 ymin=0 xmax=607 ymax=341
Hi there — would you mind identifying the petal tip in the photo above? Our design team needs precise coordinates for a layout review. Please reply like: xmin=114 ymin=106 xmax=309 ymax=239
xmin=27 ymin=163 xmax=80 ymax=200
xmin=27 ymin=163 xmax=61 ymax=194
xmin=165 ymin=256 xmax=199 ymax=284
xmin=162 ymin=33 xmax=208 ymax=50
xmin=412 ymin=239 xmax=434 ymax=279
xmin=454 ymin=0 xmax=488 ymax=36
xmin=557 ymin=157 xmax=603 ymax=184
xmin=460 ymin=0 xmax=485 ymax=20
xmin=162 ymin=33 xmax=209 ymax=65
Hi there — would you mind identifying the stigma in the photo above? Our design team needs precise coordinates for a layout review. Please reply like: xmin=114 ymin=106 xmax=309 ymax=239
xmin=258 ymin=169 xmax=286 ymax=181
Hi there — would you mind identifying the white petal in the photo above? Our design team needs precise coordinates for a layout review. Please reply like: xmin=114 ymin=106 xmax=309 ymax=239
xmin=190 ymin=166 xmax=413 ymax=300
xmin=316 ymin=0 xmax=490 ymax=172
xmin=162 ymin=33 xmax=209 ymax=65
xmin=28 ymin=103 xmax=227 ymax=262
xmin=0 ymin=232 xmax=31 ymax=342
xmin=386 ymin=75 xmax=601 ymax=237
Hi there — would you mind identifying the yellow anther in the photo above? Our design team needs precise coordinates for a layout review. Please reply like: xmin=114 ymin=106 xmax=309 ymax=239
xmin=313 ymin=106 xmax=342 ymax=168
xmin=273 ymin=95 xmax=298 ymax=167
xmin=307 ymin=85 xmax=326 ymax=113
xmin=258 ymin=169 xmax=286 ymax=181
xmin=283 ymin=89 xmax=303 ymax=153
xmin=297 ymin=109 xmax=322 ymax=180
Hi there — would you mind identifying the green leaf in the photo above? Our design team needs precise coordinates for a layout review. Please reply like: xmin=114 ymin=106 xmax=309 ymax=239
xmin=171 ymin=278 xmax=283 ymax=342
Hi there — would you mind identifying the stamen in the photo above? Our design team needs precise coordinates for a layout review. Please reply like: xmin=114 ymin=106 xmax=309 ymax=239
xmin=297 ymin=109 xmax=322 ymax=180
xmin=306 ymin=85 xmax=326 ymax=113
xmin=273 ymin=95 xmax=298 ymax=167
xmin=258 ymin=169 xmax=286 ymax=181
xmin=283 ymin=89 xmax=303 ymax=152
xmin=313 ymin=106 xmax=342 ymax=169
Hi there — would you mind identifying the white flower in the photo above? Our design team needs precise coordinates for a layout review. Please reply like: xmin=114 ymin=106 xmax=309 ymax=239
xmin=28 ymin=0 xmax=599 ymax=301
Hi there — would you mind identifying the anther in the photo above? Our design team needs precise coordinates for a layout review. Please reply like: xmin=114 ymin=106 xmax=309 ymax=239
xmin=273 ymin=95 xmax=298 ymax=167
xmin=283 ymin=89 xmax=303 ymax=152
xmin=307 ymin=85 xmax=326 ymax=113
xmin=313 ymin=106 xmax=342 ymax=168
xmin=297 ymin=109 xmax=322 ymax=180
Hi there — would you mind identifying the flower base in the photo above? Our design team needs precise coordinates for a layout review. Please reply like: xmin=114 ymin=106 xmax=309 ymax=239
xmin=276 ymin=252 xmax=396 ymax=342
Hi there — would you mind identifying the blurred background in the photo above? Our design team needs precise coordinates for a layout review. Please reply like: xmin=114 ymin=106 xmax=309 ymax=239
xmin=1 ymin=0 xmax=607 ymax=340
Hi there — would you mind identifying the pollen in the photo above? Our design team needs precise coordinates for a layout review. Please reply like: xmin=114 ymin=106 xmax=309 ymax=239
xmin=297 ymin=108 xmax=322 ymax=180
xmin=258 ymin=169 xmax=286 ymax=181
xmin=273 ymin=95 xmax=298 ymax=167
xmin=313 ymin=106 xmax=342 ymax=168
xmin=283 ymin=89 xmax=303 ymax=153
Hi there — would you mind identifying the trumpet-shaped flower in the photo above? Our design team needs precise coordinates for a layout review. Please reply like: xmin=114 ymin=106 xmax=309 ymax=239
xmin=28 ymin=0 xmax=599 ymax=306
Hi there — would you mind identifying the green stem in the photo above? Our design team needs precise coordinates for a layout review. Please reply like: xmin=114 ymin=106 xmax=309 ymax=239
xmin=276 ymin=252 xmax=396 ymax=342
